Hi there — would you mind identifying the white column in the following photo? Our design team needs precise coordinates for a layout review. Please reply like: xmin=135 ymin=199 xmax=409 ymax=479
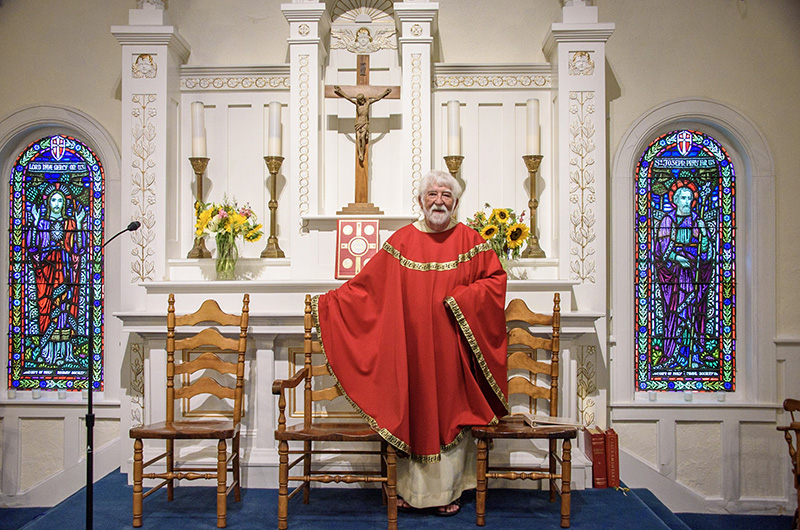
xmin=282 ymin=2 xmax=328 ymax=277
xmin=395 ymin=2 xmax=439 ymax=214
xmin=544 ymin=4 xmax=613 ymax=425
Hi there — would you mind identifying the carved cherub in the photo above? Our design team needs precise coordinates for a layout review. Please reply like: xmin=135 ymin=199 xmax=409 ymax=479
xmin=331 ymin=27 xmax=397 ymax=54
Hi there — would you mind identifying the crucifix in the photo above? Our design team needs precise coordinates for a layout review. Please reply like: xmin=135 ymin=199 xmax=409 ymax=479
xmin=325 ymin=54 xmax=400 ymax=215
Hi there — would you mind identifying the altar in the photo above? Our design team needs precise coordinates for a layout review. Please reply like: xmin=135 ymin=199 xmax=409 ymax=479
xmin=112 ymin=0 xmax=611 ymax=490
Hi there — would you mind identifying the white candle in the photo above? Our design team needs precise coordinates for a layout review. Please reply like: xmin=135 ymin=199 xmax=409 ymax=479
xmin=526 ymin=98 xmax=540 ymax=155
xmin=191 ymin=101 xmax=207 ymax=158
xmin=268 ymin=101 xmax=282 ymax=156
xmin=446 ymin=100 xmax=460 ymax=156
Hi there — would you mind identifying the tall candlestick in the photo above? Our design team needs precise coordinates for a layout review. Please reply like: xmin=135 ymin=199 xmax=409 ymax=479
xmin=526 ymin=98 xmax=540 ymax=155
xmin=447 ymin=100 xmax=461 ymax=156
xmin=191 ymin=101 xmax=207 ymax=158
xmin=268 ymin=101 xmax=282 ymax=156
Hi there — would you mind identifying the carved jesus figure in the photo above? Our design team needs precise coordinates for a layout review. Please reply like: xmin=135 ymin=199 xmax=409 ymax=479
xmin=333 ymin=85 xmax=392 ymax=165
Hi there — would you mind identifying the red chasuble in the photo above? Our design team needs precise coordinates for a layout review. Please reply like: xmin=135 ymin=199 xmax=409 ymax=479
xmin=313 ymin=222 xmax=509 ymax=462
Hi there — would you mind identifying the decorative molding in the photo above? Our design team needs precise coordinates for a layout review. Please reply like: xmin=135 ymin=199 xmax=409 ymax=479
xmin=298 ymin=23 xmax=310 ymax=36
xmin=568 ymin=90 xmax=596 ymax=283
xmin=130 ymin=94 xmax=157 ymax=282
xmin=132 ymin=53 xmax=157 ymax=79
xmin=181 ymin=66 xmax=290 ymax=91
xmin=433 ymin=64 xmax=551 ymax=90
xmin=569 ymin=51 xmax=595 ymax=76
xmin=297 ymin=55 xmax=311 ymax=232
xmin=577 ymin=345 xmax=597 ymax=426
xmin=330 ymin=27 xmax=397 ymax=54
xmin=410 ymin=53 xmax=423 ymax=216
xmin=410 ymin=24 xmax=423 ymax=36
xmin=130 ymin=342 xmax=145 ymax=428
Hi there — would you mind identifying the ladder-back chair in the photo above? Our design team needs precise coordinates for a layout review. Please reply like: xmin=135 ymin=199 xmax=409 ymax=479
xmin=471 ymin=294 xmax=578 ymax=528
xmin=778 ymin=398 xmax=800 ymax=530
xmin=130 ymin=294 xmax=250 ymax=528
xmin=272 ymin=294 xmax=398 ymax=530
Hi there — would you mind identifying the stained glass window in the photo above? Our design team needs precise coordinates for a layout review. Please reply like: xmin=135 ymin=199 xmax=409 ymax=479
xmin=8 ymin=135 xmax=105 ymax=391
xmin=635 ymin=130 xmax=735 ymax=392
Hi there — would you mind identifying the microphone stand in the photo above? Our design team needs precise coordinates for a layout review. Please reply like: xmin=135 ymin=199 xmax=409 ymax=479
xmin=86 ymin=221 xmax=140 ymax=530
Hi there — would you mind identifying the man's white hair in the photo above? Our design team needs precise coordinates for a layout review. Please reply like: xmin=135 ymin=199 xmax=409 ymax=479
xmin=417 ymin=170 xmax=463 ymax=200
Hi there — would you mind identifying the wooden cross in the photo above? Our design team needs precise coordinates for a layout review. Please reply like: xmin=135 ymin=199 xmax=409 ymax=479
xmin=325 ymin=54 xmax=400 ymax=215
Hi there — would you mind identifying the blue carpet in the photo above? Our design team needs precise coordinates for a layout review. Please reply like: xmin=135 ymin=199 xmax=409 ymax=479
xmin=3 ymin=470 xmax=792 ymax=530
xmin=676 ymin=512 xmax=793 ymax=530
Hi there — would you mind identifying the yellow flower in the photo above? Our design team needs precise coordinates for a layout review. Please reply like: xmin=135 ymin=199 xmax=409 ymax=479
xmin=480 ymin=225 xmax=499 ymax=240
xmin=506 ymin=222 xmax=529 ymax=249
xmin=195 ymin=208 xmax=213 ymax=236
xmin=490 ymin=208 xmax=510 ymax=225
xmin=244 ymin=224 xmax=263 ymax=242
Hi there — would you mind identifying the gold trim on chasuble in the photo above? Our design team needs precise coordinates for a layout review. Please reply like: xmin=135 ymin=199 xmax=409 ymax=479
xmin=311 ymin=240 xmax=503 ymax=463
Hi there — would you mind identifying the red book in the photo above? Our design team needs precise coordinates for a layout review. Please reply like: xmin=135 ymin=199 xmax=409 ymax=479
xmin=605 ymin=428 xmax=620 ymax=488
xmin=335 ymin=219 xmax=380 ymax=279
xmin=583 ymin=426 xmax=607 ymax=488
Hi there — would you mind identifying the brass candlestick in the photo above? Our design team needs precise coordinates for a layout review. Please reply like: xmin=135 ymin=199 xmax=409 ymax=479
xmin=522 ymin=154 xmax=546 ymax=258
xmin=261 ymin=155 xmax=285 ymax=258
xmin=187 ymin=157 xmax=211 ymax=258
xmin=443 ymin=155 xmax=464 ymax=178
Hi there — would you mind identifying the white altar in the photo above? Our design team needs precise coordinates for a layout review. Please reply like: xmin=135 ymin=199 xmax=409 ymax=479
xmin=112 ymin=0 xmax=611 ymax=489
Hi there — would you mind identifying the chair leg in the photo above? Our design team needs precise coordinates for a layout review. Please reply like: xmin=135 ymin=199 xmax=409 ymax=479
xmin=549 ymin=438 xmax=557 ymax=502
xmin=132 ymin=439 xmax=143 ymax=528
xmin=167 ymin=439 xmax=174 ymax=501
xmin=476 ymin=438 xmax=488 ymax=526
xmin=233 ymin=433 xmax=241 ymax=502
xmin=560 ymin=439 xmax=572 ymax=529
xmin=380 ymin=441 xmax=388 ymax=505
xmin=386 ymin=445 xmax=397 ymax=530
xmin=217 ymin=439 xmax=227 ymax=528
xmin=278 ymin=440 xmax=289 ymax=530
xmin=303 ymin=440 xmax=311 ymax=504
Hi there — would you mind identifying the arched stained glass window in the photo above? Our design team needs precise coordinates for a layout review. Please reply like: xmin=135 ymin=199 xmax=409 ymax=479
xmin=635 ymin=130 xmax=735 ymax=392
xmin=8 ymin=135 xmax=105 ymax=391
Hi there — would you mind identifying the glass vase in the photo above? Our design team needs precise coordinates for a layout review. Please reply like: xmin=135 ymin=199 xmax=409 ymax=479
xmin=215 ymin=234 xmax=239 ymax=281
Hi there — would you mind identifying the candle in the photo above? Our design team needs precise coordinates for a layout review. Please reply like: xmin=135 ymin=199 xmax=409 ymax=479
xmin=526 ymin=98 xmax=540 ymax=155
xmin=446 ymin=100 xmax=460 ymax=156
xmin=268 ymin=101 xmax=282 ymax=156
xmin=191 ymin=101 xmax=207 ymax=158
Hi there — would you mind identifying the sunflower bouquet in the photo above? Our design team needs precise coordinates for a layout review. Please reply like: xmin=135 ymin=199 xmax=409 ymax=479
xmin=466 ymin=204 xmax=530 ymax=266
xmin=194 ymin=197 xmax=263 ymax=279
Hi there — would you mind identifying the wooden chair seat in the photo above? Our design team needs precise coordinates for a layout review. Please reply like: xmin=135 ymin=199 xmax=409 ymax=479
xmin=276 ymin=421 xmax=385 ymax=442
xmin=131 ymin=420 xmax=238 ymax=440
xmin=473 ymin=417 xmax=578 ymax=440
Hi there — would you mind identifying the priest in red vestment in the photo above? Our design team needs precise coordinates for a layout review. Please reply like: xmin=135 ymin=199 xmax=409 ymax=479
xmin=313 ymin=170 xmax=508 ymax=515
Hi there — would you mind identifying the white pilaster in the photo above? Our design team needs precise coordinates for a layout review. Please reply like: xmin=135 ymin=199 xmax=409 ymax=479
xmin=282 ymin=2 xmax=329 ymax=277
xmin=112 ymin=6 xmax=190 ymax=308
xmin=395 ymin=2 xmax=438 ymax=213
xmin=544 ymin=5 xmax=613 ymax=426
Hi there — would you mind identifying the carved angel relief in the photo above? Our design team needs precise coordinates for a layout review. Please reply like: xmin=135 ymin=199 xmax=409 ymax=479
xmin=331 ymin=27 xmax=397 ymax=54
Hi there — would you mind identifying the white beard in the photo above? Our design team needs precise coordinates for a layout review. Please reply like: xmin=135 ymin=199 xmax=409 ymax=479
xmin=423 ymin=203 xmax=453 ymax=228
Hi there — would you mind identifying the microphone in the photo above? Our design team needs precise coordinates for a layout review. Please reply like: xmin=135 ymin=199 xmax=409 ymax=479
xmin=104 ymin=220 xmax=141 ymax=248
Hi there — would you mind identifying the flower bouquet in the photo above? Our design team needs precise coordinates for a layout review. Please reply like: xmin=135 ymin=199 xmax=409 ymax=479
xmin=466 ymin=204 xmax=529 ymax=269
xmin=194 ymin=197 xmax=263 ymax=280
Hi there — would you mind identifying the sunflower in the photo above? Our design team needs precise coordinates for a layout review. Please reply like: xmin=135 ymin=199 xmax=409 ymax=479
xmin=506 ymin=222 xmax=529 ymax=249
xmin=490 ymin=208 xmax=510 ymax=225
xmin=480 ymin=224 xmax=499 ymax=240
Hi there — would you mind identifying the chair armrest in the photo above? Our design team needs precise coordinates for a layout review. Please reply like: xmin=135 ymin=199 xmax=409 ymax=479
xmin=272 ymin=367 xmax=308 ymax=395
xmin=272 ymin=367 xmax=308 ymax=433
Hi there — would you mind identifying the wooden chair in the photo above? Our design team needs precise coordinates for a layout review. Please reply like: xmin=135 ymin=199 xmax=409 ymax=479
xmin=471 ymin=294 xmax=578 ymax=528
xmin=778 ymin=398 xmax=800 ymax=530
xmin=130 ymin=294 xmax=250 ymax=528
xmin=272 ymin=294 xmax=398 ymax=530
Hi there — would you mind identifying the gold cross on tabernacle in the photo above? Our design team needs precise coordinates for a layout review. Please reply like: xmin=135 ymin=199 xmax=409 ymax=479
xmin=325 ymin=54 xmax=400 ymax=215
